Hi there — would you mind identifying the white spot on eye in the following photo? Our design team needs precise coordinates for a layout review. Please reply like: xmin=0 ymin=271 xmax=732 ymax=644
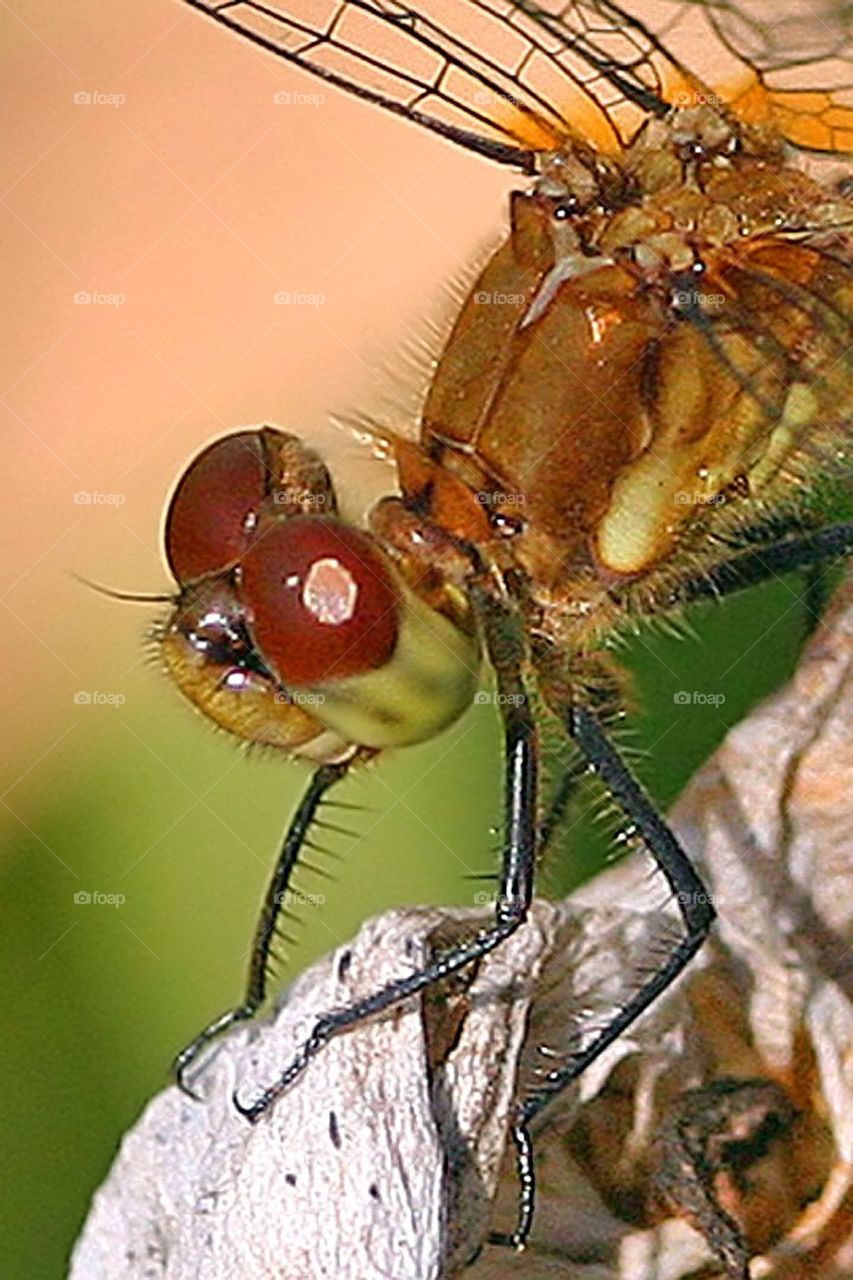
xmin=303 ymin=557 xmax=358 ymax=626
xmin=224 ymin=669 xmax=249 ymax=690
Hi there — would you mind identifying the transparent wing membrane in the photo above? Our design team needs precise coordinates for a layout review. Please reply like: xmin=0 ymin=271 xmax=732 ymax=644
xmin=183 ymin=0 xmax=703 ymax=157
xmin=704 ymin=0 xmax=853 ymax=151
xmin=183 ymin=0 xmax=853 ymax=158
xmin=184 ymin=0 xmax=567 ymax=162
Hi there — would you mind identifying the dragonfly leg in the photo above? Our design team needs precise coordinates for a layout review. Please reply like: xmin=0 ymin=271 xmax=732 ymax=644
xmin=172 ymin=759 xmax=352 ymax=1097
xmin=232 ymin=594 xmax=540 ymax=1123
xmin=650 ymin=522 xmax=853 ymax=614
xmin=492 ymin=700 xmax=715 ymax=1248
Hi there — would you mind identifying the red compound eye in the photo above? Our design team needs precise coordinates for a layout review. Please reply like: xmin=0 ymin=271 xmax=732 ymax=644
xmin=242 ymin=516 xmax=401 ymax=686
xmin=165 ymin=432 xmax=270 ymax=583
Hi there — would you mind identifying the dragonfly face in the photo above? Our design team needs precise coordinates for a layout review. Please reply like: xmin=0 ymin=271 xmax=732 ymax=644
xmin=163 ymin=426 xmax=482 ymax=757
xmin=164 ymin=0 xmax=852 ymax=1262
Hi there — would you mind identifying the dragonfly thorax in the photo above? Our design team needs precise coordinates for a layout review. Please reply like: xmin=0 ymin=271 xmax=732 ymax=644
xmin=417 ymin=123 xmax=851 ymax=608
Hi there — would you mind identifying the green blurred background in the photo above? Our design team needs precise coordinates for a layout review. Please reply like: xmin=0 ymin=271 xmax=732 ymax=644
xmin=1 ymin=4 xmax=846 ymax=1278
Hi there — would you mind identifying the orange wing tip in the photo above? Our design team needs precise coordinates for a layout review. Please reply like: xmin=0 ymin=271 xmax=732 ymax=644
xmin=768 ymin=91 xmax=853 ymax=155
xmin=724 ymin=74 xmax=853 ymax=153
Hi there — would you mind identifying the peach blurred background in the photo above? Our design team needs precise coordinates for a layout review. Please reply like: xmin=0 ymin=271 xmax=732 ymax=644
xmin=1 ymin=0 xmax=514 ymax=783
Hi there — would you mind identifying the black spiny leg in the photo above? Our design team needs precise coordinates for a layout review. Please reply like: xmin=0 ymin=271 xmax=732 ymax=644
xmin=489 ymin=526 xmax=853 ymax=1244
xmin=536 ymin=754 xmax=589 ymax=857
xmin=660 ymin=523 xmax=853 ymax=610
xmin=173 ymin=758 xmax=352 ymax=1097
xmin=233 ymin=592 xmax=539 ymax=1123
xmin=493 ymin=703 xmax=715 ymax=1249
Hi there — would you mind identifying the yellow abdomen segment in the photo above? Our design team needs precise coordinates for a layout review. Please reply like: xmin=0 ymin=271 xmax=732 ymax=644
xmin=293 ymin=588 xmax=481 ymax=750
xmin=596 ymin=246 xmax=852 ymax=577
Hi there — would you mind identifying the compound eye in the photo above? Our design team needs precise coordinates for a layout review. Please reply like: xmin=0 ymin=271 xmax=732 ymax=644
xmin=242 ymin=516 xmax=401 ymax=687
xmin=165 ymin=432 xmax=270 ymax=583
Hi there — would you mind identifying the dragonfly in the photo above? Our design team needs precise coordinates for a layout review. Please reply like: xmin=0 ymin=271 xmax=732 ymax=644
xmin=163 ymin=0 xmax=853 ymax=1253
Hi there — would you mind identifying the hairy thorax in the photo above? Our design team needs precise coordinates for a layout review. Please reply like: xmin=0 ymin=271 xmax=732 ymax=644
xmin=405 ymin=107 xmax=852 ymax=646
